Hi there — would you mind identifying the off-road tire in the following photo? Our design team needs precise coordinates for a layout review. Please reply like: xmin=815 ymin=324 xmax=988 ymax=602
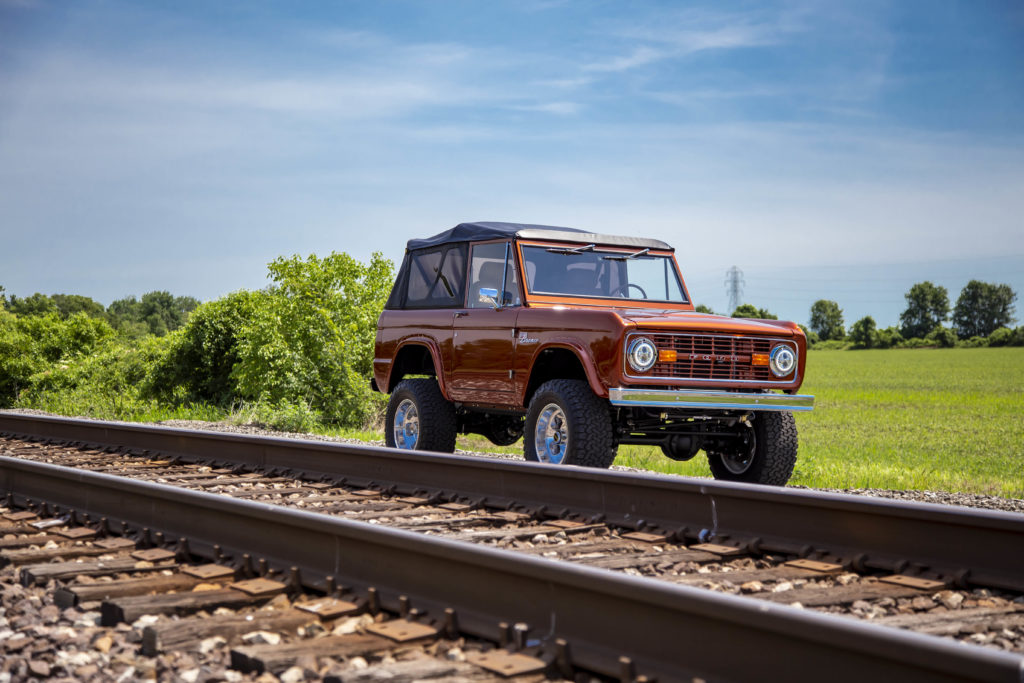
xmin=707 ymin=411 xmax=797 ymax=486
xmin=385 ymin=379 xmax=457 ymax=453
xmin=524 ymin=379 xmax=617 ymax=468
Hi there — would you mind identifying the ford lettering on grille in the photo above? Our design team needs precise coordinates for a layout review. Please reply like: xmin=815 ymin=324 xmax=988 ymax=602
xmin=689 ymin=353 xmax=741 ymax=363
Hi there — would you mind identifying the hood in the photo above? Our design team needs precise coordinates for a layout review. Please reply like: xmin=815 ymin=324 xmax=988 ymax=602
xmin=619 ymin=309 xmax=800 ymax=337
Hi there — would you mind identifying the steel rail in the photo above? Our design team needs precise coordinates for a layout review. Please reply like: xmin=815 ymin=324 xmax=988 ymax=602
xmin=2 ymin=412 xmax=1024 ymax=594
xmin=1 ymin=456 xmax=1022 ymax=683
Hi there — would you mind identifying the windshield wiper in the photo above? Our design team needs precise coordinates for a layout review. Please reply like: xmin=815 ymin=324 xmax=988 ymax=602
xmin=602 ymin=248 xmax=650 ymax=261
xmin=546 ymin=244 xmax=595 ymax=255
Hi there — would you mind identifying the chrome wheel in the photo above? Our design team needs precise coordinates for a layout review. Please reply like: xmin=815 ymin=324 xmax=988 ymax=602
xmin=534 ymin=403 xmax=569 ymax=464
xmin=393 ymin=398 xmax=419 ymax=450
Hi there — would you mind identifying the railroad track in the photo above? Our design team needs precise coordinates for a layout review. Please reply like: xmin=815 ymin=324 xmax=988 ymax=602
xmin=1 ymin=413 xmax=1023 ymax=682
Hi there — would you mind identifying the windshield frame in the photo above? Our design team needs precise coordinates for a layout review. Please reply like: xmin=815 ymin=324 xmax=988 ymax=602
xmin=516 ymin=240 xmax=693 ymax=309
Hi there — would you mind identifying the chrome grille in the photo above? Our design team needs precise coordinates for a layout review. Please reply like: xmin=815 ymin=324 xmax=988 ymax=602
xmin=626 ymin=333 xmax=792 ymax=382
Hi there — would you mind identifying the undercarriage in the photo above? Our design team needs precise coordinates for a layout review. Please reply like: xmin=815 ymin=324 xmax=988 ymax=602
xmin=613 ymin=407 xmax=757 ymax=461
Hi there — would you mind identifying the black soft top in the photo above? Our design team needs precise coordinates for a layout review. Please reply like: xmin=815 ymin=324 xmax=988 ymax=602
xmin=406 ymin=222 xmax=673 ymax=252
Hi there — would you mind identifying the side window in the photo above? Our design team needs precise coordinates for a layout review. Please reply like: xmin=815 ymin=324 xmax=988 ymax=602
xmin=404 ymin=245 xmax=467 ymax=308
xmin=384 ymin=254 xmax=410 ymax=309
xmin=435 ymin=243 xmax=466 ymax=304
xmin=468 ymin=242 xmax=520 ymax=308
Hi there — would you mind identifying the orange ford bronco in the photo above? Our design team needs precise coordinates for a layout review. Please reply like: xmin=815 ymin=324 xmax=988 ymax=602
xmin=373 ymin=222 xmax=814 ymax=485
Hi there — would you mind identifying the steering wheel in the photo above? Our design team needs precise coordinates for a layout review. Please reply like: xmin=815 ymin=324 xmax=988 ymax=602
xmin=609 ymin=282 xmax=648 ymax=299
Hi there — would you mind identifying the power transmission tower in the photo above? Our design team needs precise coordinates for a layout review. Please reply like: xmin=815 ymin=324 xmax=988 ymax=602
xmin=724 ymin=266 xmax=744 ymax=314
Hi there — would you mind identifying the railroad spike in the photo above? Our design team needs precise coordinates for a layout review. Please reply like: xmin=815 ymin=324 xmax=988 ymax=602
xmin=555 ymin=639 xmax=574 ymax=678
xmin=366 ymin=587 xmax=381 ymax=615
xmin=443 ymin=608 xmax=459 ymax=639
xmin=618 ymin=656 xmax=637 ymax=683
xmin=498 ymin=622 xmax=512 ymax=648
xmin=399 ymin=595 xmax=411 ymax=619
xmin=513 ymin=622 xmax=529 ymax=651
xmin=288 ymin=566 xmax=302 ymax=594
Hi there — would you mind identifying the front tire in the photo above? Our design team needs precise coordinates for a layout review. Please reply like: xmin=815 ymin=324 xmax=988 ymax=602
xmin=524 ymin=379 xmax=616 ymax=468
xmin=385 ymin=379 xmax=457 ymax=453
xmin=706 ymin=411 xmax=797 ymax=486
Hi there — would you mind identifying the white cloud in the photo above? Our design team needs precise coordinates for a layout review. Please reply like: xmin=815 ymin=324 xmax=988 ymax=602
xmin=584 ymin=46 xmax=666 ymax=73
xmin=511 ymin=101 xmax=580 ymax=115
xmin=533 ymin=76 xmax=594 ymax=89
xmin=583 ymin=9 xmax=791 ymax=73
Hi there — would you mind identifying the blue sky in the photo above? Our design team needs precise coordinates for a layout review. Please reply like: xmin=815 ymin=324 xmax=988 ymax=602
xmin=1 ymin=0 xmax=1022 ymax=327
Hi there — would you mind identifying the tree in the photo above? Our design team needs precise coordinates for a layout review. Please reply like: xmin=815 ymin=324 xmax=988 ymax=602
xmin=899 ymin=281 xmax=949 ymax=339
xmin=731 ymin=304 xmax=777 ymax=319
xmin=695 ymin=304 xmax=715 ymax=314
xmin=809 ymin=300 xmax=844 ymax=340
xmin=849 ymin=315 xmax=877 ymax=348
xmin=51 ymin=294 xmax=108 ymax=321
xmin=7 ymin=293 xmax=57 ymax=317
xmin=108 ymin=291 xmax=200 ymax=336
xmin=952 ymin=281 xmax=1017 ymax=338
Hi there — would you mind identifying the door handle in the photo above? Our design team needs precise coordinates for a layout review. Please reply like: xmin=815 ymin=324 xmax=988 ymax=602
xmin=454 ymin=311 xmax=469 ymax=318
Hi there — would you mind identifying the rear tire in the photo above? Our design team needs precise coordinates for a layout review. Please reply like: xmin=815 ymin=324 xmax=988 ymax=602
xmin=706 ymin=411 xmax=797 ymax=486
xmin=385 ymin=379 xmax=457 ymax=453
xmin=524 ymin=379 xmax=616 ymax=468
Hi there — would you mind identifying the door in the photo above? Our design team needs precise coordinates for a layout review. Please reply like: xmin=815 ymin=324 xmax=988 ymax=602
xmin=449 ymin=241 xmax=522 ymax=403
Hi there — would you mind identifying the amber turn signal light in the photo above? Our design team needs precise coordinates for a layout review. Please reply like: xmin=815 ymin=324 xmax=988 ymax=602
xmin=658 ymin=349 xmax=678 ymax=362
xmin=751 ymin=352 xmax=770 ymax=366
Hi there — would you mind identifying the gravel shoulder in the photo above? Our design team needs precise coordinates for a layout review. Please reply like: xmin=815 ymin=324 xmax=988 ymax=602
xmin=5 ymin=409 xmax=1024 ymax=515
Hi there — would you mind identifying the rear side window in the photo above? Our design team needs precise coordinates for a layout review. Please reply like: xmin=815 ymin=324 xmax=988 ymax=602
xmin=402 ymin=244 xmax=467 ymax=308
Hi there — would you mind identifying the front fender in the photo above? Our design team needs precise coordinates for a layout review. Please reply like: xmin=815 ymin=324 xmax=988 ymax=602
xmin=526 ymin=339 xmax=609 ymax=401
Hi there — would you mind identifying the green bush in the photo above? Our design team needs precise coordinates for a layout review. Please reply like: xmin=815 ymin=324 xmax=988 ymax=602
xmin=957 ymin=335 xmax=990 ymax=348
xmin=874 ymin=326 xmax=904 ymax=349
xmin=0 ymin=311 xmax=114 ymax=406
xmin=150 ymin=251 xmax=393 ymax=430
xmin=926 ymin=326 xmax=958 ymax=348
xmin=898 ymin=337 xmax=932 ymax=349
xmin=812 ymin=339 xmax=851 ymax=351
xmin=150 ymin=290 xmax=268 ymax=405
xmin=988 ymin=327 xmax=1013 ymax=347
xmin=230 ymin=252 xmax=393 ymax=429
xmin=798 ymin=324 xmax=820 ymax=346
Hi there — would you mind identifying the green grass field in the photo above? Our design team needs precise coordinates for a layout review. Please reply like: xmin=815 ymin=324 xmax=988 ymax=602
xmin=18 ymin=346 xmax=1023 ymax=497
xmin=606 ymin=348 xmax=1024 ymax=497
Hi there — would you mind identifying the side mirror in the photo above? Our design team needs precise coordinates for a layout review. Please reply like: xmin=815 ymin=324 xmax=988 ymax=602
xmin=478 ymin=287 xmax=513 ymax=309
xmin=478 ymin=287 xmax=501 ymax=309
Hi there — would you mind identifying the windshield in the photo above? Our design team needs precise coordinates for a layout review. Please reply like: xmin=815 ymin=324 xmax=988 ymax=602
xmin=520 ymin=245 xmax=687 ymax=303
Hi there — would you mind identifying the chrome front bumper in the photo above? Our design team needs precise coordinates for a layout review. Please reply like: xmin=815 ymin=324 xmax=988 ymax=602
xmin=608 ymin=388 xmax=815 ymax=412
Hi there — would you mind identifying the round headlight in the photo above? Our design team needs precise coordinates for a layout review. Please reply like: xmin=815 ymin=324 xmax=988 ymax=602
xmin=627 ymin=337 xmax=658 ymax=373
xmin=769 ymin=345 xmax=796 ymax=377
